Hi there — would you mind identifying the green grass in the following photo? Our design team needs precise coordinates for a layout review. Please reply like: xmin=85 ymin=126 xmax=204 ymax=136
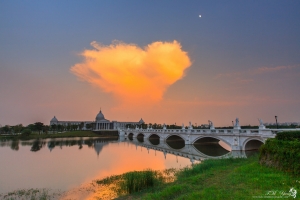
xmin=96 ymin=169 xmax=175 ymax=196
xmin=102 ymin=155 xmax=300 ymax=200
xmin=0 ymin=188 xmax=53 ymax=200
xmin=0 ymin=130 xmax=112 ymax=140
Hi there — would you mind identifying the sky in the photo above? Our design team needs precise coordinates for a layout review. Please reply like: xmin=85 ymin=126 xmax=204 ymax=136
xmin=1 ymin=1 xmax=300 ymax=127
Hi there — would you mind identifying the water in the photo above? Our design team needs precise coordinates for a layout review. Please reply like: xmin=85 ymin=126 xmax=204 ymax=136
xmin=0 ymin=136 xmax=239 ymax=195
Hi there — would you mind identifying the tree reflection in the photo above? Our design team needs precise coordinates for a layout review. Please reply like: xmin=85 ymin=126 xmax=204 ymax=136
xmin=31 ymin=140 xmax=45 ymax=152
xmin=10 ymin=140 xmax=19 ymax=151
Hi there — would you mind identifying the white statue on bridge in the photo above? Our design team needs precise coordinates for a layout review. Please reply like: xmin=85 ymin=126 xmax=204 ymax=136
xmin=163 ymin=123 xmax=167 ymax=130
xmin=258 ymin=118 xmax=266 ymax=129
xmin=189 ymin=121 xmax=193 ymax=130
xmin=209 ymin=120 xmax=215 ymax=130
xmin=234 ymin=118 xmax=241 ymax=129
xmin=182 ymin=123 xmax=185 ymax=129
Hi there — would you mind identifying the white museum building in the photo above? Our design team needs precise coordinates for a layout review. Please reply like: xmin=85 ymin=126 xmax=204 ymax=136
xmin=50 ymin=109 xmax=144 ymax=131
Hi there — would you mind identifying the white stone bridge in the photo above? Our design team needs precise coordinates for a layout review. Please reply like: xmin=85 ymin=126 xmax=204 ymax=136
xmin=119 ymin=127 xmax=299 ymax=151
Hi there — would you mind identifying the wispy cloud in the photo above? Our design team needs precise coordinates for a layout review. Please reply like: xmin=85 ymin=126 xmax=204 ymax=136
xmin=215 ymin=65 xmax=298 ymax=80
xmin=252 ymin=65 xmax=296 ymax=74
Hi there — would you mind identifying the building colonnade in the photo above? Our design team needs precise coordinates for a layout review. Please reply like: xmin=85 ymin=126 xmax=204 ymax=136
xmin=96 ymin=122 xmax=111 ymax=130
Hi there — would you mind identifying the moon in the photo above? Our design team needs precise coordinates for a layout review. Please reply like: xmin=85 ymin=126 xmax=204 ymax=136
xmin=199 ymin=15 xmax=201 ymax=18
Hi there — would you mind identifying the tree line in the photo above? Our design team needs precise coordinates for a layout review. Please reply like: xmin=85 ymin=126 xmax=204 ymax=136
xmin=0 ymin=122 xmax=93 ymax=135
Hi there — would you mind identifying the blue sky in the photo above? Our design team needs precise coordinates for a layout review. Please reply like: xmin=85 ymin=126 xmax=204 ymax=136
xmin=1 ymin=1 xmax=300 ymax=126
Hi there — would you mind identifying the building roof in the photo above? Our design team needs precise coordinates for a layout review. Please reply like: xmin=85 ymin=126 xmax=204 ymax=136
xmin=139 ymin=118 xmax=145 ymax=124
xmin=95 ymin=109 xmax=110 ymax=122
xmin=50 ymin=116 xmax=58 ymax=122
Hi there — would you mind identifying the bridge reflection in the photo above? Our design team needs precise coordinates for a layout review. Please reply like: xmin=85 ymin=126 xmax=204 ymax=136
xmin=124 ymin=136 xmax=249 ymax=163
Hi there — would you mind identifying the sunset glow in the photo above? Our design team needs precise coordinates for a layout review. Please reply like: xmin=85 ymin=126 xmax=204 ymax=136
xmin=70 ymin=41 xmax=191 ymax=106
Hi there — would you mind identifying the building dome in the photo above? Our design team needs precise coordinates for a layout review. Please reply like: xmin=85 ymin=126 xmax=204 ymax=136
xmin=139 ymin=118 xmax=145 ymax=124
xmin=96 ymin=110 xmax=105 ymax=121
xmin=50 ymin=116 xmax=58 ymax=122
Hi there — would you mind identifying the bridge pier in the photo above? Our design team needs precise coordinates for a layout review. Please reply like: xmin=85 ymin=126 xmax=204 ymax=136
xmin=231 ymin=145 xmax=242 ymax=151
xmin=118 ymin=129 xmax=125 ymax=136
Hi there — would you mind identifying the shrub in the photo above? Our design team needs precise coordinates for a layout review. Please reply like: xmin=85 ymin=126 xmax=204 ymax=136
xmin=21 ymin=129 xmax=32 ymax=136
xmin=259 ymin=138 xmax=300 ymax=175
xmin=275 ymin=130 xmax=300 ymax=141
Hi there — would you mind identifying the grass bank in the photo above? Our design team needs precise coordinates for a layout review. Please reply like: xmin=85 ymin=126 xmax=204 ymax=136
xmin=96 ymin=155 xmax=299 ymax=199
xmin=0 ymin=130 xmax=114 ymax=140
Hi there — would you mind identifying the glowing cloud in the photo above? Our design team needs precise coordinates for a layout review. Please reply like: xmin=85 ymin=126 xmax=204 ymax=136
xmin=70 ymin=40 xmax=191 ymax=105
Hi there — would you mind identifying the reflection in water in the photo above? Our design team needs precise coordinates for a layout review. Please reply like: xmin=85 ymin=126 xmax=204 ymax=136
xmin=31 ymin=140 xmax=45 ymax=152
xmin=10 ymin=140 xmax=19 ymax=151
xmin=193 ymin=137 xmax=230 ymax=157
xmin=137 ymin=134 xmax=144 ymax=142
xmin=128 ymin=133 xmax=133 ymax=140
xmin=0 ymin=136 xmax=254 ymax=196
xmin=166 ymin=135 xmax=185 ymax=149
xmin=149 ymin=134 xmax=160 ymax=145
xmin=0 ymin=137 xmax=192 ymax=195
xmin=0 ymin=137 xmax=119 ymax=153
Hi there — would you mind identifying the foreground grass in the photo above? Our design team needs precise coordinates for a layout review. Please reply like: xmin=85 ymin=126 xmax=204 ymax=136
xmin=97 ymin=155 xmax=299 ymax=200
xmin=0 ymin=188 xmax=61 ymax=200
xmin=0 ymin=130 xmax=111 ymax=140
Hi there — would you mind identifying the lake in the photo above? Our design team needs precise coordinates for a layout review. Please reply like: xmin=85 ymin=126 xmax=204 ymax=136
xmin=0 ymin=136 xmax=247 ymax=198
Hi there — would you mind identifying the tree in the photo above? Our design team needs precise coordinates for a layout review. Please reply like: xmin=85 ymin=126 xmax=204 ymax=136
xmin=3 ymin=125 xmax=10 ymax=134
xmin=51 ymin=124 xmax=57 ymax=133
xmin=86 ymin=123 xmax=92 ymax=130
xmin=26 ymin=124 xmax=35 ymax=131
xmin=67 ymin=123 xmax=71 ymax=131
xmin=13 ymin=124 xmax=23 ymax=134
xmin=21 ymin=128 xmax=32 ymax=136
xmin=43 ymin=125 xmax=50 ymax=134
xmin=57 ymin=124 xmax=64 ymax=132
xmin=34 ymin=122 xmax=44 ymax=134
xmin=79 ymin=122 xmax=84 ymax=130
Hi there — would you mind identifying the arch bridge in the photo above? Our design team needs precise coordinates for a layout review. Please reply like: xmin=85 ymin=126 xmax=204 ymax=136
xmin=119 ymin=128 xmax=297 ymax=151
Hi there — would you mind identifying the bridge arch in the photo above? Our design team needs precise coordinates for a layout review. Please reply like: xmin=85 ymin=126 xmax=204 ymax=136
xmin=137 ymin=133 xmax=144 ymax=142
xmin=149 ymin=133 xmax=160 ymax=139
xmin=165 ymin=134 xmax=185 ymax=150
xmin=148 ymin=134 xmax=160 ymax=145
xmin=192 ymin=136 xmax=232 ymax=148
xmin=243 ymin=137 xmax=264 ymax=151
xmin=128 ymin=133 xmax=134 ymax=140
xmin=165 ymin=134 xmax=185 ymax=142
xmin=192 ymin=136 xmax=231 ymax=157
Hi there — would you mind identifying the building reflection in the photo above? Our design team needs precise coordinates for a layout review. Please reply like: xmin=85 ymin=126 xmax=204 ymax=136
xmin=0 ymin=137 xmax=254 ymax=161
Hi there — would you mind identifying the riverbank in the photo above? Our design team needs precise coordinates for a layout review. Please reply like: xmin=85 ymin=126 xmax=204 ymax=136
xmin=0 ymin=154 xmax=298 ymax=199
xmin=0 ymin=130 xmax=116 ymax=140
xmin=93 ymin=154 xmax=299 ymax=199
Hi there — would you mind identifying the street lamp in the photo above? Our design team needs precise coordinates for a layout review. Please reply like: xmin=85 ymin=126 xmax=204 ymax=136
xmin=275 ymin=116 xmax=278 ymax=129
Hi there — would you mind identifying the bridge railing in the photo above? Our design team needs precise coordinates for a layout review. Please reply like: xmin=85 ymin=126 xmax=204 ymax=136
xmin=123 ymin=128 xmax=298 ymax=136
xmin=124 ymin=128 xmax=274 ymax=135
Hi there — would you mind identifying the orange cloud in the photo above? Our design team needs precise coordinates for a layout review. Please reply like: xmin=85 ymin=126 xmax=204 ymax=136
xmin=70 ymin=40 xmax=191 ymax=105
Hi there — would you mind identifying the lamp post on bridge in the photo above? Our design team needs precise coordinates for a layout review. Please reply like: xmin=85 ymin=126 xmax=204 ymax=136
xmin=275 ymin=116 xmax=278 ymax=129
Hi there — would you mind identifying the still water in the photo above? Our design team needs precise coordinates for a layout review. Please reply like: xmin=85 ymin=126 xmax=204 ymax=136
xmin=0 ymin=136 xmax=236 ymax=194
